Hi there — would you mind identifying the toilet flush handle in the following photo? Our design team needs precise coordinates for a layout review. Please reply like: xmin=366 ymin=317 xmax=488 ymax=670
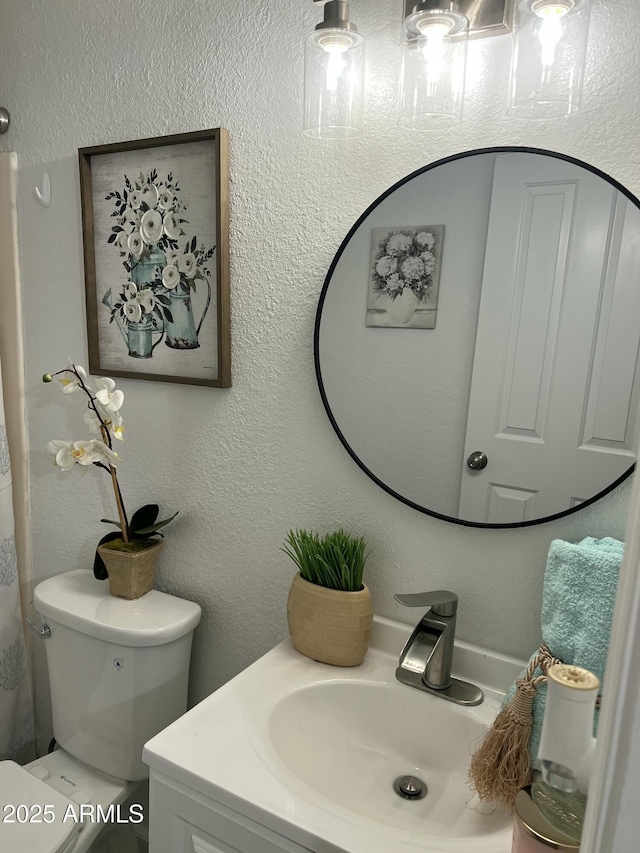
xmin=26 ymin=618 xmax=51 ymax=640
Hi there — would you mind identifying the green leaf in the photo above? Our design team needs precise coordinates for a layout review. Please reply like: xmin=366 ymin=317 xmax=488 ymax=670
xmin=93 ymin=531 xmax=123 ymax=580
xmin=134 ymin=511 xmax=179 ymax=535
xmin=130 ymin=504 xmax=159 ymax=533
xmin=100 ymin=518 xmax=122 ymax=529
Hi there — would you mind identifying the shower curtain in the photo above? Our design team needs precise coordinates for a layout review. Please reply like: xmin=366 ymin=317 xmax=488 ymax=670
xmin=0 ymin=366 xmax=34 ymax=762
xmin=0 ymin=152 xmax=34 ymax=762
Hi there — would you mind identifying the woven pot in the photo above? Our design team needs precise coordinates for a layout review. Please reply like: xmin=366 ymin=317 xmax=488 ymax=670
xmin=287 ymin=573 xmax=373 ymax=666
xmin=97 ymin=539 xmax=163 ymax=600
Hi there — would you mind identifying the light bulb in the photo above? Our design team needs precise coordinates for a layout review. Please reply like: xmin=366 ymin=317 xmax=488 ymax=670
xmin=533 ymin=1 xmax=572 ymax=68
xmin=318 ymin=32 xmax=353 ymax=93
xmin=416 ymin=17 xmax=455 ymax=86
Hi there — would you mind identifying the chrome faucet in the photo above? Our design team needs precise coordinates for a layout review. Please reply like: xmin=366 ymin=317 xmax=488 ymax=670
xmin=394 ymin=590 xmax=483 ymax=706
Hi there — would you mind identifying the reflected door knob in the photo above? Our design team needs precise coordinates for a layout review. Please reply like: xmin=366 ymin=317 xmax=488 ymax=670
xmin=466 ymin=451 xmax=488 ymax=470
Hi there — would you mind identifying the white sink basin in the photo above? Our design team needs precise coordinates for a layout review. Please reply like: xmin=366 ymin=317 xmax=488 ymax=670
xmin=269 ymin=680 xmax=505 ymax=839
xmin=144 ymin=616 xmax=525 ymax=853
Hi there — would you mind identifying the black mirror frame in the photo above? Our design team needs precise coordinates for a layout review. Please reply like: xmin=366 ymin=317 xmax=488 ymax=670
xmin=314 ymin=146 xmax=638 ymax=529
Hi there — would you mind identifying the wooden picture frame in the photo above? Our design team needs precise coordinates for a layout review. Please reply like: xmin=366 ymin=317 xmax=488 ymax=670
xmin=79 ymin=128 xmax=230 ymax=387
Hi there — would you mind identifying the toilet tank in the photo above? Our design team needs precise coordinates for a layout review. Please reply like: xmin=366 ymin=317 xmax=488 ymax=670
xmin=34 ymin=569 xmax=201 ymax=781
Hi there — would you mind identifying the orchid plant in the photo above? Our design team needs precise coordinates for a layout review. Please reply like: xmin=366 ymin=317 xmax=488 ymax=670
xmin=44 ymin=364 xmax=177 ymax=579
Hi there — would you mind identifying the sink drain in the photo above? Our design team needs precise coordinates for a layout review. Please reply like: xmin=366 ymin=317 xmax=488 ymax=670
xmin=393 ymin=775 xmax=427 ymax=800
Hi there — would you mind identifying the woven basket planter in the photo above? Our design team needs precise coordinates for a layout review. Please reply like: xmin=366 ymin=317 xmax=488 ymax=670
xmin=287 ymin=573 xmax=373 ymax=666
xmin=97 ymin=539 xmax=163 ymax=600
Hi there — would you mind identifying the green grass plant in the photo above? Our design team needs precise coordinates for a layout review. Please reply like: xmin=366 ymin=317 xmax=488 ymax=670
xmin=283 ymin=528 xmax=370 ymax=592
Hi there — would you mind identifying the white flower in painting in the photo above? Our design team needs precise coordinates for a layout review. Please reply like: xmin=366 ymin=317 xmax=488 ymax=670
xmin=416 ymin=231 xmax=435 ymax=249
xmin=123 ymin=282 xmax=138 ymax=300
xmin=385 ymin=273 xmax=403 ymax=298
xmin=141 ymin=183 xmax=159 ymax=208
xmin=178 ymin=252 xmax=197 ymax=279
xmin=116 ymin=232 xmax=129 ymax=251
xmin=386 ymin=233 xmax=413 ymax=256
xmin=402 ymin=256 xmax=425 ymax=281
xmin=138 ymin=289 xmax=156 ymax=314
xmin=123 ymin=299 xmax=142 ymax=324
xmin=140 ymin=210 xmax=163 ymax=245
xmin=375 ymin=255 xmax=396 ymax=278
xmin=57 ymin=364 xmax=87 ymax=395
xmin=47 ymin=439 xmax=99 ymax=469
xmin=158 ymin=189 xmax=174 ymax=211
xmin=421 ymin=250 xmax=436 ymax=275
xmin=162 ymin=264 xmax=180 ymax=290
xmin=165 ymin=249 xmax=180 ymax=265
xmin=129 ymin=190 xmax=142 ymax=210
xmin=163 ymin=212 xmax=180 ymax=240
xmin=125 ymin=209 xmax=142 ymax=231
xmin=128 ymin=231 xmax=143 ymax=258
xmin=95 ymin=377 xmax=125 ymax=412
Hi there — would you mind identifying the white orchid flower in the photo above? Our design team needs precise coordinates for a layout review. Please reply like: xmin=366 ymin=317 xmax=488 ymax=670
xmin=163 ymin=212 xmax=180 ymax=240
xmin=47 ymin=439 xmax=99 ymax=469
xmin=90 ymin=440 xmax=120 ymax=467
xmin=57 ymin=364 xmax=87 ymax=395
xmin=95 ymin=377 xmax=124 ymax=413
xmin=162 ymin=264 xmax=180 ymax=290
xmin=178 ymin=252 xmax=197 ymax=279
xmin=128 ymin=231 xmax=143 ymax=258
xmin=140 ymin=210 xmax=163 ymax=245
xmin=84 ymin=408 xmax=125 ymax=442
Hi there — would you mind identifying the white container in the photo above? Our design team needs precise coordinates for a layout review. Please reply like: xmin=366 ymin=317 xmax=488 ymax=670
xmin=34 ymin=569 xmax=201 ymax=781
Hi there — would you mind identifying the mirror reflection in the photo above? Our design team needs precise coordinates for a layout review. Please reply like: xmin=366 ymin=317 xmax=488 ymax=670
xmin=315 ymin=149 xmax=640 ymax=527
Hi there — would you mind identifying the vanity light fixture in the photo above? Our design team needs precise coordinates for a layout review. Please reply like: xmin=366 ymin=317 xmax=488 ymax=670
xmin=303 ymin=0 xmax=366 ymax=138
xmin=509 ymin=0 xmax=592 ymax=118
xmin=303 ymin=0 xmax=591 ymax=136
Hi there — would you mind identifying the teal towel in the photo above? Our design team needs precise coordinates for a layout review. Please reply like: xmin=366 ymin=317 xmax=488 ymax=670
xmin=503 ymin=536 xmax=623 ymax=766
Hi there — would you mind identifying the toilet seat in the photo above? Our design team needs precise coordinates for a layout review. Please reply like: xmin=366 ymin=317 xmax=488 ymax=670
xmin=0 ymin=760 xmax=81 ymax=853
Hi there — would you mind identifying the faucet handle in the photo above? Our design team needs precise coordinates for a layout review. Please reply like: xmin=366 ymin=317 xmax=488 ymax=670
xmin=394 ymin=590 xmax=458 ymax=618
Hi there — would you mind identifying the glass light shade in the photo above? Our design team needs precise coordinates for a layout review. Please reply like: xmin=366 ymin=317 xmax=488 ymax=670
xmin=397 ymin=7 xmax=469 ymax=130
xmin=509 ymin=0 xmax=592 ymax=119
xmin=303 ymin=28 xmax=365 ymax=139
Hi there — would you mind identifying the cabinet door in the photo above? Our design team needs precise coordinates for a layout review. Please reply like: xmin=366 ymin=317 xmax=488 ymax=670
xmin=148 ymin=773 xmax=316 ymax=853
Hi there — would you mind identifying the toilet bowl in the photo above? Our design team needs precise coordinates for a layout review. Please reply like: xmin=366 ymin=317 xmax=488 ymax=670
xmin=0 ymin=569 xmax=201 ymax=853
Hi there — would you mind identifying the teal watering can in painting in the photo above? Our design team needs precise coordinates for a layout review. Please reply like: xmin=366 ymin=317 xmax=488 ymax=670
xmin=102 ymin=289 xmax=165 ymax=359
xmin=164 ymin=280 xmax=212 ymax=350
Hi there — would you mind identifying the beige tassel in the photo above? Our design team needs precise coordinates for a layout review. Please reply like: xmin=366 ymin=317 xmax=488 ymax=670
xmin=468 ymin=644 xmax=561 ymax=811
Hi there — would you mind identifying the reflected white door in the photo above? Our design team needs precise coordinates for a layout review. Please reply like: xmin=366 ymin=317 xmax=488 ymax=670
xmin=459 ymin=154 xmax=640 ymax=524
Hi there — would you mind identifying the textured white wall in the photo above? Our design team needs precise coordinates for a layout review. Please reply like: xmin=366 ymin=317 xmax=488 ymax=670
xmin=0 ymin=0 xmax=637 ymax=748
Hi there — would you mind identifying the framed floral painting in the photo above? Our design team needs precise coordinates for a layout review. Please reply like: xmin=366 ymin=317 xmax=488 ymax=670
xmin=366 ymin=225 xmax=444 ymax=329
xmin=79 ymin=128 xmax=230 ymax=387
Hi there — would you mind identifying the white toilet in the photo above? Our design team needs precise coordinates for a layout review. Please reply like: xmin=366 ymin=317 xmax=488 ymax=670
xmin=0 ymin=569 xmax=201 ymax=853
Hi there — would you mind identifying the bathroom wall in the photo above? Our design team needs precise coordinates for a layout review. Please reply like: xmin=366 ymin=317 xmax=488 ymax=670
xmin=0 ymin=0 xmax=637 ymax=749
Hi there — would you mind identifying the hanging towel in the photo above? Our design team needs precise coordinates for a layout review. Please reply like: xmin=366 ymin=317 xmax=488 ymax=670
xmin=502 ymin=536 xmax=623 ymax=766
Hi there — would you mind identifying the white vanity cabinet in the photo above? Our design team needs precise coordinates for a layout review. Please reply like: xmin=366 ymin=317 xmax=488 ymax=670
xmin=148 ymin=772 xmax=315 ymax=853
xmin=143 ymin=619 xmax=521 ymax=853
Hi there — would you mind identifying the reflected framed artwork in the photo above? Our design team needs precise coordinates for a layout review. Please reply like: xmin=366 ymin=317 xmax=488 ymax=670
xmin=366 ymin=225 xmax=444 ymax=329
xmin=79 ymin=128 xmax=230 ymax=387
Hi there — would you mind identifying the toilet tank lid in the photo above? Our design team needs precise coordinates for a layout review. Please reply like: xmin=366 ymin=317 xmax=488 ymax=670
xmin=34 ymin=570 xmax=202 ymax=647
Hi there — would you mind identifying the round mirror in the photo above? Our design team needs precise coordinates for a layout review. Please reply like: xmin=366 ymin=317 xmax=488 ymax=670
xmin=315 ymin=147 xmax=640 ymax=528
